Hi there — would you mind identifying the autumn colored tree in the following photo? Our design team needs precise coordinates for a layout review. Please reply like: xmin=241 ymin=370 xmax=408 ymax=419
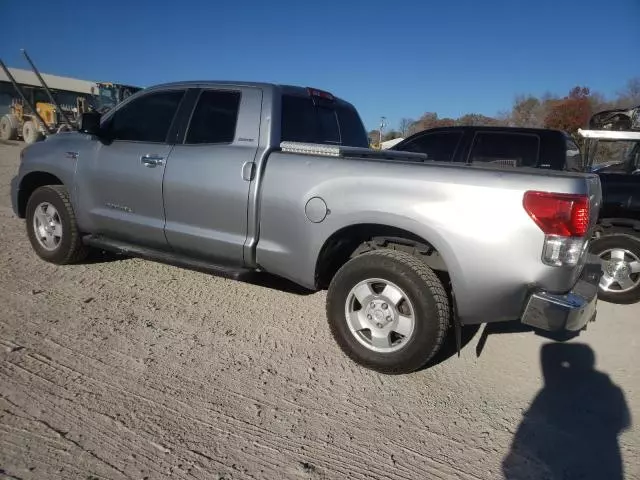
xmin=544 ymin=86 xmax=592 ymax=136
xmin=456 ymin=113 xmax=502 ymax=126
xmin=367 ymin=76 xmax=637 ymax=143
xmin=411 ymin=112 xmax=457 ymax=131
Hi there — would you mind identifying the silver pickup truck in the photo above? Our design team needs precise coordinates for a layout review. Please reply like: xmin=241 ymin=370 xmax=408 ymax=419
xmin=10 ymin=81 xmax=603 ymax=374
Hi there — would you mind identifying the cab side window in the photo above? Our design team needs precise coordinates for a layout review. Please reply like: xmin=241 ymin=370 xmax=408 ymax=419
xmin=400 ymin=132 xmax=463 ymax=161
xmin=108 ymin=90 xmax=186 ymax=143
xmin=185 ymin=90 xmax=241 ymax=145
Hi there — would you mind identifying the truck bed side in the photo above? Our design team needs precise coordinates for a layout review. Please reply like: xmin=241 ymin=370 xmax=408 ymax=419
xmin=255 ymin=154 xmax=601 ymax=325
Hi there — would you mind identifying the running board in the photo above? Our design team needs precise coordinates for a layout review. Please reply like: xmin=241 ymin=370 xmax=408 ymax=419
xmin=82 ymin=235 xmax=253 ymax=280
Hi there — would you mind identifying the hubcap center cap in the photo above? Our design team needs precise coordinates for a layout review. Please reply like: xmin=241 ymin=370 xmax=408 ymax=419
xmin=365 ymin=300 xmax=395 ymax=328
xmin=607 ymin=260 xmax=630 ymax=279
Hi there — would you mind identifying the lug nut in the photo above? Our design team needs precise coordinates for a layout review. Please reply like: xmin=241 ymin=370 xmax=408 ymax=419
xmin=382 ymin=303 xmax=388 ymax=310
xmin=386 ymin=316 xmax=392 ymax=322
xmin=376 ymin=323 xmax=383 ymax=328
xmin=367 ymin=314 xmax=372 ymax=320
xmin=370 ymin=302 xmax=376 ymax=308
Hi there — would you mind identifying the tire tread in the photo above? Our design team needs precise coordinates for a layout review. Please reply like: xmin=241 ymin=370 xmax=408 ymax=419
xmin=327 ymin=248 xmax=450 ymax=373
xmin=27 ymin=185 xmax=88 ymax=264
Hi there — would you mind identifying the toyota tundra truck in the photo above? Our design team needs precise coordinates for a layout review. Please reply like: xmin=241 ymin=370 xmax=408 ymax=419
xmin=10 ymin=81 xmax=603 ymax=374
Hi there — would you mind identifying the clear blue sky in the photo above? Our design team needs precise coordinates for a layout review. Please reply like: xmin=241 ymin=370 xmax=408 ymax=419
xmin=1 ymin=0 xmax=638 ymax=132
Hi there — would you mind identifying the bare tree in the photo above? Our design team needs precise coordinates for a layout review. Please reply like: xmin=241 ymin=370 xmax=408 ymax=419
xmin=398 ymin=118 xmax=413 ymax=137
xmin=616 ymin=77 xmax=640 ymax=106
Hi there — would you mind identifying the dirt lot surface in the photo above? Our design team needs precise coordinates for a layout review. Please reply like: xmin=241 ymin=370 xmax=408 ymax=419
xmin=0 ymin=141 xmax=638 ymax=480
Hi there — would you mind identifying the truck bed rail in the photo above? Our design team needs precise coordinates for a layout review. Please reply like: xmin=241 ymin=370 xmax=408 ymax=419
xmin=279 ymin=141 xmax=429 ymax=163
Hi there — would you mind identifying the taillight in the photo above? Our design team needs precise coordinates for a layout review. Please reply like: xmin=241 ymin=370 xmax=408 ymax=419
xmin=523 ymin=191 xmax=591 ymax=267
xmin=523 ymin=191 xmax=589 ymax=237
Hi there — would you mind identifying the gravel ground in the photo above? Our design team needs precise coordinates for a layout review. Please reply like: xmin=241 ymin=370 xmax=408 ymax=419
xmin=0 ymin=141 xmax=638 ymax=480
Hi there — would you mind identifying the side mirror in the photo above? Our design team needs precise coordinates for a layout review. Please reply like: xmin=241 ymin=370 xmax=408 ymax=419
xmin=78 ymin=111 xmax=102 ymax=136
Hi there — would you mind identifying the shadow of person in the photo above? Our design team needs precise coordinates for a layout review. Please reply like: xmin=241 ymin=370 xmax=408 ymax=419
xmin=502 ymin=343 xmax=631 ymax=480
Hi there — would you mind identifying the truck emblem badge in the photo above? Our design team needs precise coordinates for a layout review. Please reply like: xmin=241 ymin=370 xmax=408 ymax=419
xmin=105 ymin=202 xmax=133 ymax=213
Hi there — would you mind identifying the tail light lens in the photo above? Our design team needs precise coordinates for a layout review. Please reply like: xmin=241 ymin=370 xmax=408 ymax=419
xmin=523 ymin=191 xmax=590 ymax=267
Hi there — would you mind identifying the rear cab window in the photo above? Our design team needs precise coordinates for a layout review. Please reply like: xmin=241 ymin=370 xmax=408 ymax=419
xmin=280 ymin=90 xmax=369 ymax=148
xmin=397 ymin=131 xmax=463 ymax=161
xmin=468 ymin=132 xmax=540 ymax=167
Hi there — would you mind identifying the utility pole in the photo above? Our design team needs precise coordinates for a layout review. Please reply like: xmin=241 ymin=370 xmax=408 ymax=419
xmin=378 ymin=116 xmax=386 ymax=147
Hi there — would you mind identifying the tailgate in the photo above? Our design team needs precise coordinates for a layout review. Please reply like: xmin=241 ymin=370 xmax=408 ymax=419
xmin=585 ymin=174 xmax=603 ymax=237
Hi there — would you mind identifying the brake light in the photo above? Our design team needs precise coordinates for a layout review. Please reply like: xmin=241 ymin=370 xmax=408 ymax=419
xmin=523 ymin=191 xmax=589 ymax=237
xmin=523 ymin=191 xmax=591 ymax=268
xmin=307 ymin=87 xmax=334 ymax=101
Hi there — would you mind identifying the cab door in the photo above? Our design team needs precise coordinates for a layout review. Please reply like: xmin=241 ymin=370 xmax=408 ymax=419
xmin=162 ymin=87 xmax=262 ymax=265
xmin=76 ymin=88 xmax=187 ymax=248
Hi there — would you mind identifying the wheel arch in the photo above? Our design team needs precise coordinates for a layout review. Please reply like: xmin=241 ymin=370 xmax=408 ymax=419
xmin=314 ymin=222 xmax=459 ymax=293
xmin=17 ymin=171 xmax=64 ymax=218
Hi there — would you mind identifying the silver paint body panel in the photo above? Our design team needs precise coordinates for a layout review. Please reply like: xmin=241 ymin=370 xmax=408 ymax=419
xmin=11 ymin=81 xmax=602 ymax=326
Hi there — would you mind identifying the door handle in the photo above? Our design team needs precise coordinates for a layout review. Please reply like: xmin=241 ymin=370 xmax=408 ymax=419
xmin=242 ymin=162 xmax=255 ymax=181
xmin=141 ymin=154 xmax=165 ymax=167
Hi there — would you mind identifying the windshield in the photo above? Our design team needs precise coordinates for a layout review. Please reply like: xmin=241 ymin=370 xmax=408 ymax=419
xmin=96 ymin=86 xmax=118 ymax=112
xmin=590 ymin=140 xmax=638 ymax=170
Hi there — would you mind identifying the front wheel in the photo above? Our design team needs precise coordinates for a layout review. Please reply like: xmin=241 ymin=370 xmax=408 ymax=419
xmin=25 ymin=185 xmax=89 ymax=264
xmin=590 ymin=234 xmax=640 ymax=304
xmin=326 ymin=249 xmax=450 ymax=374
xmin=22 ymin=120 xmax=44 ymax=144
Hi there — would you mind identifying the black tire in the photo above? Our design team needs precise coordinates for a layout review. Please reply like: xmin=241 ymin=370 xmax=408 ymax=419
xmin=25 ymin=185 xmax=89 ymax=264
xmin=326 ymin=249 xmax=450 ymax=374
xmin=589 ymin=233 xmax=640 ymax=304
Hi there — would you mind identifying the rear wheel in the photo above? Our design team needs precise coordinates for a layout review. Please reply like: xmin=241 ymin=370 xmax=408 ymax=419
xmin=590 ymin=234 xmax=640 ymax=304
xmin=0 ymin=114 xmax=19 ymax=141
xmin=326 ymin=249 xmax=450 ymax=374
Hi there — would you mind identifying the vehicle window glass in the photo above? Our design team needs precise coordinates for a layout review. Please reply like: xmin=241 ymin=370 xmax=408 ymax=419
xmin=399 ymin=132 xmax=463 ymax=161
xmin=109 ymin=90 xmax=185 ymax=143
xmin=469 ymin=132 xmax=539 ymax=167
xmin=591 ymin=140 xmax=637 ymax=172
xmin=565 ymin=138 xmax=583 ymax=171
xmin=336 ymin=106 xmax=369 ymax=147
xmin=633 ymin=144 xmax=640 ymax=170
xmin=185 ymin=90 xmax=241 ymax=144
xmin=280 ymin=95 xmax=369 ymax=148
xmin=316 ymin=108 xmax=340 ymax=143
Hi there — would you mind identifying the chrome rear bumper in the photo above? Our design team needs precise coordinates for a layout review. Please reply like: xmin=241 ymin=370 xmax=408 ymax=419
xmin=521 ymin=256 xmax=602 ymax=332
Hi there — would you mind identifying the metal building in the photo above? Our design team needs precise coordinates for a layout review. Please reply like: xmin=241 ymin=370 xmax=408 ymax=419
xmin=0 ymin=67 xmax=98 ymax=117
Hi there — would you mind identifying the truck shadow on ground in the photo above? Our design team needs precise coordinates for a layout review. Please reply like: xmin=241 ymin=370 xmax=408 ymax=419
xmin=239 ymin=272 xmax=315 ymax=295
xmin=421 ymin=324 xmax=482 ymax=368
xmin=83 ymin=249 xmax=126 ymax=264
xmin=80 ymin=252 xmax=315 ymax=295
xmin=502 ymin=343 xmax=632 ymax=480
